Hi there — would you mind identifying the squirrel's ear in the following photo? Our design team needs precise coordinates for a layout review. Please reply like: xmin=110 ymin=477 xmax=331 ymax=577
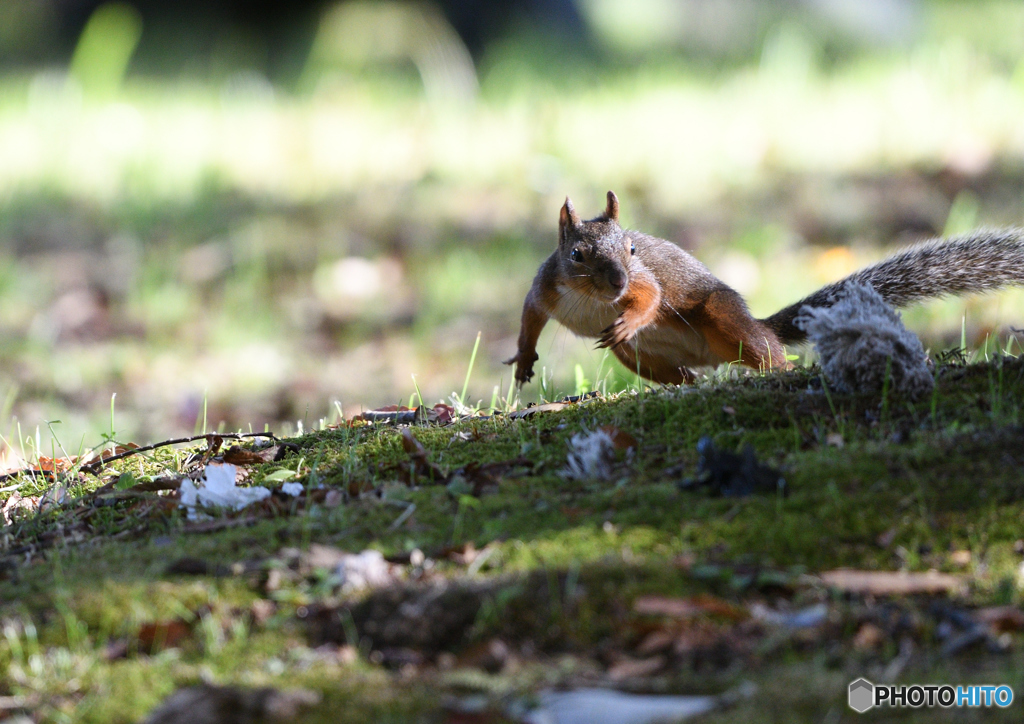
xmin=560 ymin=197 xmax=581 ymax=230
xmin=604 ymin=191 xmax=620 ymax=222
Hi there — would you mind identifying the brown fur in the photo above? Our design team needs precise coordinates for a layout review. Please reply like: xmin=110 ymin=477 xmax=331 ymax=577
xmin=611 ymin=341 xmax=697 ymax=384
xmin=507 ymin=194 xmax=1024 ymax=386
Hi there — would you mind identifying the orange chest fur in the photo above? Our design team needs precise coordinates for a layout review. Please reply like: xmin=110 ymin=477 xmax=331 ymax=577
xmin=545 ymin=285 xmax=721 ymax=367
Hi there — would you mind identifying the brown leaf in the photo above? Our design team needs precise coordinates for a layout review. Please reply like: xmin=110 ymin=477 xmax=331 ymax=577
xmin=399 ymin=429 xmax=448 ymax=485
xmin=634 ymin=596 xmax=702 ymax=618
xmin=634 ymin=594 xmax=748 ymax=621
xmin=607 ymin=655 xmax=666 ymax=681
xmin=446 ymin=542 xmax=477 ymax=566
xmin=206 ymin=435 xmax=224 ymax=458
xmin=458 ymin=464 xmax=497 ymax=497
xmin=35 ymin=456 xmax=72 ymax=473
xmin=401 ymin=428 xmax=428 ymax=458
xmin=137 ymin=619 xmax=193 ymax=654
xmin=600 ymin=425 xmax=638 ymax=451
xmin=456 ymin=638 xmax=511 ymax=673
xmin=222 ymin=447 xmax=271 ymax=466
xmin=976 ymin=606 xmax=1024 ymax=632
xmin=635 ymin=628 xmax=678 ymax=657
xmin=429 ymin=403 xmax=456 ymax=425
xmin=347 ymin=479 xmax=375 ymax=497
xmin=852 ymin=622 xmax=884 ymax=651
xmin=673 ymin=623 xmax=729 ymax=655
xmin=221 ymin=443 xmax=297 ymax=466
xmin=819 ymin=569 xmax=962 ymax=596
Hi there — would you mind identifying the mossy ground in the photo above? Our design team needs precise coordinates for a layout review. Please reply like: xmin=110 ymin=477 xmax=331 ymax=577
xmin=1 ymin=352 xmax=1024 ymax=722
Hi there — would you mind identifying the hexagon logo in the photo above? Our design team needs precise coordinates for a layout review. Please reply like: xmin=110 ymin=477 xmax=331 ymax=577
xmin=849 ymin=678 xmax=875 ymax=713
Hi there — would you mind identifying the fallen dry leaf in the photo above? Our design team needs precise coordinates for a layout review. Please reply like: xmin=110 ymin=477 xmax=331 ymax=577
xmin=819 ymin=569 xmax=962 ymax=595
xmin=137 ymin=619 xmax=193 ymax=654
xmin=635 ymin=628 xmax=678 ymax=657
xmin=401 ymin=428 xmax=427 ymax=457
xmin=399 ymin=429 xmax=448 ymax=484
xmin=428 ymin=403 xmax=456 ymax=425
xmin=222 ymin=443 xmax=297 ymax=466
xmin=456 ymin=638 xmax=512 ymax=673
xmin=607 ymin=655 xmax=667 ymax=681
xmin=852 ymin=622 xmax=885 ymax=651
xmin=634 ymin=594 xmax=748 ymax=622
xmin=35 ymin=456 xmax=72 ymax=474
xmin=975 ymin=606 xmax=1024 ymax=632
xmin=1 ymin=492 xmax=38 ymax=524
xmin=599 ymin=425 xmax=638 ymax=451
xmin=949 ymin=550 xmax=972 ymax=567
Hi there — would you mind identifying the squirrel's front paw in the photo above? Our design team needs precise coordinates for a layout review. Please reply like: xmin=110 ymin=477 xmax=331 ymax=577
xmin=504 ymin=351 xmax=539 ymax=385
xmin=596 ymin=316 xmax=634 ymax=349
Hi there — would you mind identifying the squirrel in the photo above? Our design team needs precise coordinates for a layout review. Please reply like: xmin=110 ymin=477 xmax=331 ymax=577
xmin=506 ymin=190 xmax=1024 ymax=386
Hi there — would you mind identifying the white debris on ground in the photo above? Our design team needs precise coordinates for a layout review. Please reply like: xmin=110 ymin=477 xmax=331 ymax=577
xmin=749 ymin=602 xmax=829 ymax=629
xmin=562 ymin=429 xmax=615 ymax=480
xmin=521 ymin=688 xmax=719 ymax=724
xmin=272 ymin=545 xmax=401 ymax=593
xmin=178 ymin=463 xmax=271 ymax=519
xmin=335 ymin=549 xmax=394 ymax=592
xmin=281 ymin=482 xmax=304 ymax=497
xmin=795 ymin=282 xmax=934 ymax=398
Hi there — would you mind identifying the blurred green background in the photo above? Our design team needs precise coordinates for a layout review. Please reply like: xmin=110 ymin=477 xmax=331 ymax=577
xmin=1 ymin=0 xmax=1023 ymax=457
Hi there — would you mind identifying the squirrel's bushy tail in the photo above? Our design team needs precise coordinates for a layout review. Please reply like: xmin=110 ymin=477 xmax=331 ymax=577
xmin=762 ymin=228 xmax=1024 ymax=345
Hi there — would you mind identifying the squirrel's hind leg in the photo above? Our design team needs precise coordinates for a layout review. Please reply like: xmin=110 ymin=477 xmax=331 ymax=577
xmin=696 ymin=291 xmax=788 ymax=372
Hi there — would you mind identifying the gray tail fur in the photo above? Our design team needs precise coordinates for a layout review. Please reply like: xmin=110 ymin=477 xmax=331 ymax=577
xmin=762 ymin=228 xmax=1024 ymax=345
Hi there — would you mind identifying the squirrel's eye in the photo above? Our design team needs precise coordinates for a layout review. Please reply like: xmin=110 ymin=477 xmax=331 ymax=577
xmin=571 ymin=248 xmax=582 ymax=262
xmin=630 ymin=242 xmax=636 ymax=255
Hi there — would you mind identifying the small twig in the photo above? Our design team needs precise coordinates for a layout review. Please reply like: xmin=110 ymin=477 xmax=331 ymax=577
xmin=80 ymin=432 xmax=278 ymax=475
xmin=0 ymin=469 xmax=50 ymax=485
xmin=0 ymin=432 xmax=280 ymax=485
xmin=387 ymin=502 xmax=417 ymax=532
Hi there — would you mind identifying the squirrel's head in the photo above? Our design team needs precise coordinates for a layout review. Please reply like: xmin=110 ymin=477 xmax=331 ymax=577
xmin=558 ymin=191 xmax=635 ymax=302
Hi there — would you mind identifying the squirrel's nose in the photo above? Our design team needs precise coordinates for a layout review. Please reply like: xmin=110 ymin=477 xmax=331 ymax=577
xmin=608 ymin=270 xmax=626 ymax=291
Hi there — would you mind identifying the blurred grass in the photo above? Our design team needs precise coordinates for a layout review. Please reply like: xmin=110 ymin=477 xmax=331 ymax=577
xmin=0 ymin=0 xmax=1023 ymax=454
